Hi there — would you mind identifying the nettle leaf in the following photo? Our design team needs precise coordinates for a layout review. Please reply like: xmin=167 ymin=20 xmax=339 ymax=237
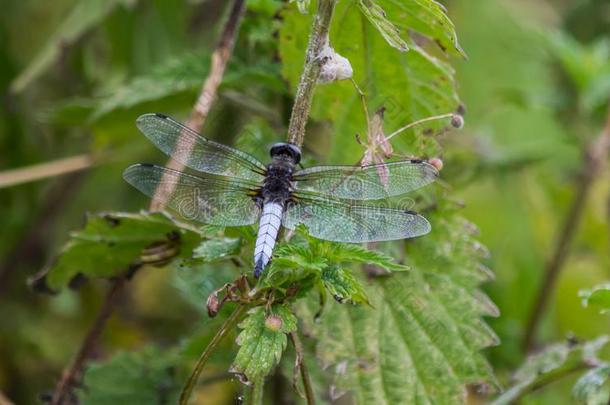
xmin=230 ymin=305 xmax=297 ymax=384
xmin=262 ymin=229 xmax=406 ymax=302
xmin=580 ymin=284 xmax=610 ymax=314
xmin=77 ymin=346 xmax=179 ymax=404
xmin=328 ymin=243 xmax=409 ymax=272
xmin=371 ymin=0 xmax=464 ymax=56
xmin=11 ymin=0 xmax=137 ymax=92
xmin=193 ymin=237 xmax=242 ymax=262
xmin=297 ymin=212 xmax=499 ymax=404
xmin=491 ymin=337 xmax=610 ymax=405
xmin=322 ymin=264 xmax=370 ymax=305
xmin=357 ymin=0 xmax=408 ymax=52
xmin=45 ymin=54 xmax=282 ymax=124
xmin=43 ymin=211 xmax=201 ymax=291
xmin=91 ymin=54 xmax=282 ymax=120
xmin=280 ymin=2 xmax=461 ymax=163
xmin=291 ymin=0 xmax=311 ymax=14
xmin=573 ymin=364 xmax=610 ymax=404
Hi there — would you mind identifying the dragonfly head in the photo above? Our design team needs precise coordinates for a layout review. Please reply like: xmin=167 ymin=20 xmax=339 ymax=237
xmin=270 ymin=142 xmax=301 ymax=165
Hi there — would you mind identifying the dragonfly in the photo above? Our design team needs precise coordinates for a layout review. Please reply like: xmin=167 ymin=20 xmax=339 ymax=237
xmin=123 ymin=113 xmax=438 ymax=277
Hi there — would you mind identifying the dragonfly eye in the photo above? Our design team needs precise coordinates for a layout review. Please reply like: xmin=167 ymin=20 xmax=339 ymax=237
xmin=270 ymin=142 xmax=301 ymax=164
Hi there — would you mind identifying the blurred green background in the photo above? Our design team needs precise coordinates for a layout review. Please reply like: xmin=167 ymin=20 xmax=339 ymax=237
xmin=1 ymin=0 xmax=609 ymax=403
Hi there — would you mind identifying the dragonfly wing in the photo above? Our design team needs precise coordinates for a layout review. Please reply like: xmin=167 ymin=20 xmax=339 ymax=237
xmin=136 ymin=113 xmax=266 ymax=182
xmin=123 ymin=164 xmax=261 ymax=226
xmin=292 ymin=160 xmax=438 ymax=200
xmin=283 ymin=192 xmax=431 ymax=243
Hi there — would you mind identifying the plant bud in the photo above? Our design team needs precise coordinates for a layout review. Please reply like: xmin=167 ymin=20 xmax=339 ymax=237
xmin=450 ymin=114 xmax=464 ymax=129
xmin=264 ymin=314 xmax=283 ymax=332
xmin=428 ymin=158 xmax=444 ymax=171
xmin=206 ymin=292 xmax=220 ymax=318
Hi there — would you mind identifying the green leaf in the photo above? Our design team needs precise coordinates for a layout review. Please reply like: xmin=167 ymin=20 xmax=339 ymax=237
xmin=297 ymin=212 xmax=499 ymax=404
xmin=573 ymin=364 xmax=610 ymax=404
xmin=91 ymin=54 xmax=282 ymax=120
xmin=546 ymin=32 xmax=610 ymax=113
xmin=280 ymin=3 xmax=461 ymax=163
xmin=193 ymin=237 xmax=242 ymax=262
xmin=43 ymin=211 xmax=201 ymax=291
xmin=322 ymin=264 xmax=370 ymax=305
xmin=11 ymin=0 xmax=136 ymax=93
xmin=78 ymin=346 xmax=179 ymax=404
xmin=373 ymin=0 xmax=464 ymax=56
xmin=327 ymin=243 xmax=409 ymax=272
xmin=291 ymin=0 xmax=311 ymax=14
xmin=580 ymin=284 xmax=610 ymax=314
xmin=230 ymin=305 xmax=297 ymax=384
xmin=356 ymin=0 xmax=408 ymax=52
xmin=491 ymin=337 xmax=610 ymax=405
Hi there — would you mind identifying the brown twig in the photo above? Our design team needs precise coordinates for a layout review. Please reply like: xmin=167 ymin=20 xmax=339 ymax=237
xmin=151 ymin=0 xmax=247 ymax=210
xmin=0 ymin=390 xmax=14 ymax=405
xmin=286 ymin=0 xmax=337 ymax=147
xmin=523 ymin=106 xmax=610 ymax=352
xmin=289 ymin=332 xmax=316 ymax=405
xmin=51 ymin=277 xmax=126 ymax=405
xmin=48 ymin=2 xmax=248 ymax=402
xmin=179 ymin=304 xmax=248 ymax=405
xmin=0 ymin=154 xmax=94 ymax=189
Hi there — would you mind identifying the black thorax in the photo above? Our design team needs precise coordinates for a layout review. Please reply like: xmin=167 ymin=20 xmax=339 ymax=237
xmin=260 ymin=159 xmax=295 ymax=204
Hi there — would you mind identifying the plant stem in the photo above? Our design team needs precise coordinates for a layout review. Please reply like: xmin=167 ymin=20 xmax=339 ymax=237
xmin=385 ymin=113 xmax=454 ymax=141
xmin=151 ymin=0 xmax=247 ymax=210
xmin=286 ymin=0 xmax=337 ymax=147
xmin=51 ymin=277 xmax=127 ymax=405
xmin=490 ymin=360 xmax=594 ymax=405
xmin=289 ymin=331 xmax=316 ymax=405
xmin=523 ymin=106 xmax=610 ymax=352
xmin=0 ymin=154 xmax=94 ymax=189
xmin=246 ymin=378 xmax=265 ymax=405
xmin=179 ymin=304 xmax=248 ymax=405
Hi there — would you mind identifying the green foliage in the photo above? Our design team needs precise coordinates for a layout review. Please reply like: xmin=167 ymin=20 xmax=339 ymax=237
xmin=280 ymin=1 xmax=460 ymax=163
xmin=573 ymin=364 xmax=610 ymax=405
xmin=43 ymin=211 xmax=201 ymax=290
xmin=547 ymin=31 xmax=610 ymax=114
xmin=321 ymin=264 xmax=369 ymax=305
xmin=290 ymin=0 xmax=311 ymax=14
xmin=78 ymin=346 xmax=180 ymax=405
xmin=262 ymin=227 xmax=407 ymax=304
xmin=356 ymin=0 xmax=408 ymax=52
xmin=230 ymin=304 xmax=297 ymax=384
xmin=491 ymin=337 xmax=610 ymax=405
xmin=357 ymin=0 xmax=464 ymax=56
xmin=580 ymin=284 xmax=610 ymax=314
xmin=297 ymin=211 xmax=498 ymax=404
xmin=11 ymin=0 xmax=136 ymax=93
xmin=193 ymin=237 xmax=241 ymax=262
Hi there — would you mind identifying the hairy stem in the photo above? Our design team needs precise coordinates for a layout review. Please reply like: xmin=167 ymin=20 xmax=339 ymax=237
xmin=179 ymin=304 xmax=248 ymax=405
xmin=290 ymin=331 xmax=315 ymax=405
xmin=151 ymin=0 xmax=247 ymax=210
xmin=246 ymin=378 xmax=265 ymax=405
xmin=523 ymin=107 xmax=610 ymax=352
xmin=49 ymin=2 xmax=248 ymax=401
xmin=286 ymin=0 xmax=337 ymax=147
xmin=51 ymin=277 xmax=126 ymax=405
xmin=491 ymin=361 xmax=595 ymax=405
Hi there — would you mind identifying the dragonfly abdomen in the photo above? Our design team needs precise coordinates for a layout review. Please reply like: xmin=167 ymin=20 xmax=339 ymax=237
xmin=254 ymin=201 xmax=284 ymax=277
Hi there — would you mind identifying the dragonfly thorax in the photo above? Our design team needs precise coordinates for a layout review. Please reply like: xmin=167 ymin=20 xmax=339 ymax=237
xmin=261 ymin=162 xmax=294 ymax=204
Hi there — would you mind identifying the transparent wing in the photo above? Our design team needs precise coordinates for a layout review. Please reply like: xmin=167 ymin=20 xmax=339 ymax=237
xmin=283 ymin=192 xmax=431 ymax=243
xmin=136 ymin=113 xmax=266 ymax=182
xmin=292 ymin=160 xmax=438 ymax=200
xmin=123 ymin=164 xmax=261 ymax=226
